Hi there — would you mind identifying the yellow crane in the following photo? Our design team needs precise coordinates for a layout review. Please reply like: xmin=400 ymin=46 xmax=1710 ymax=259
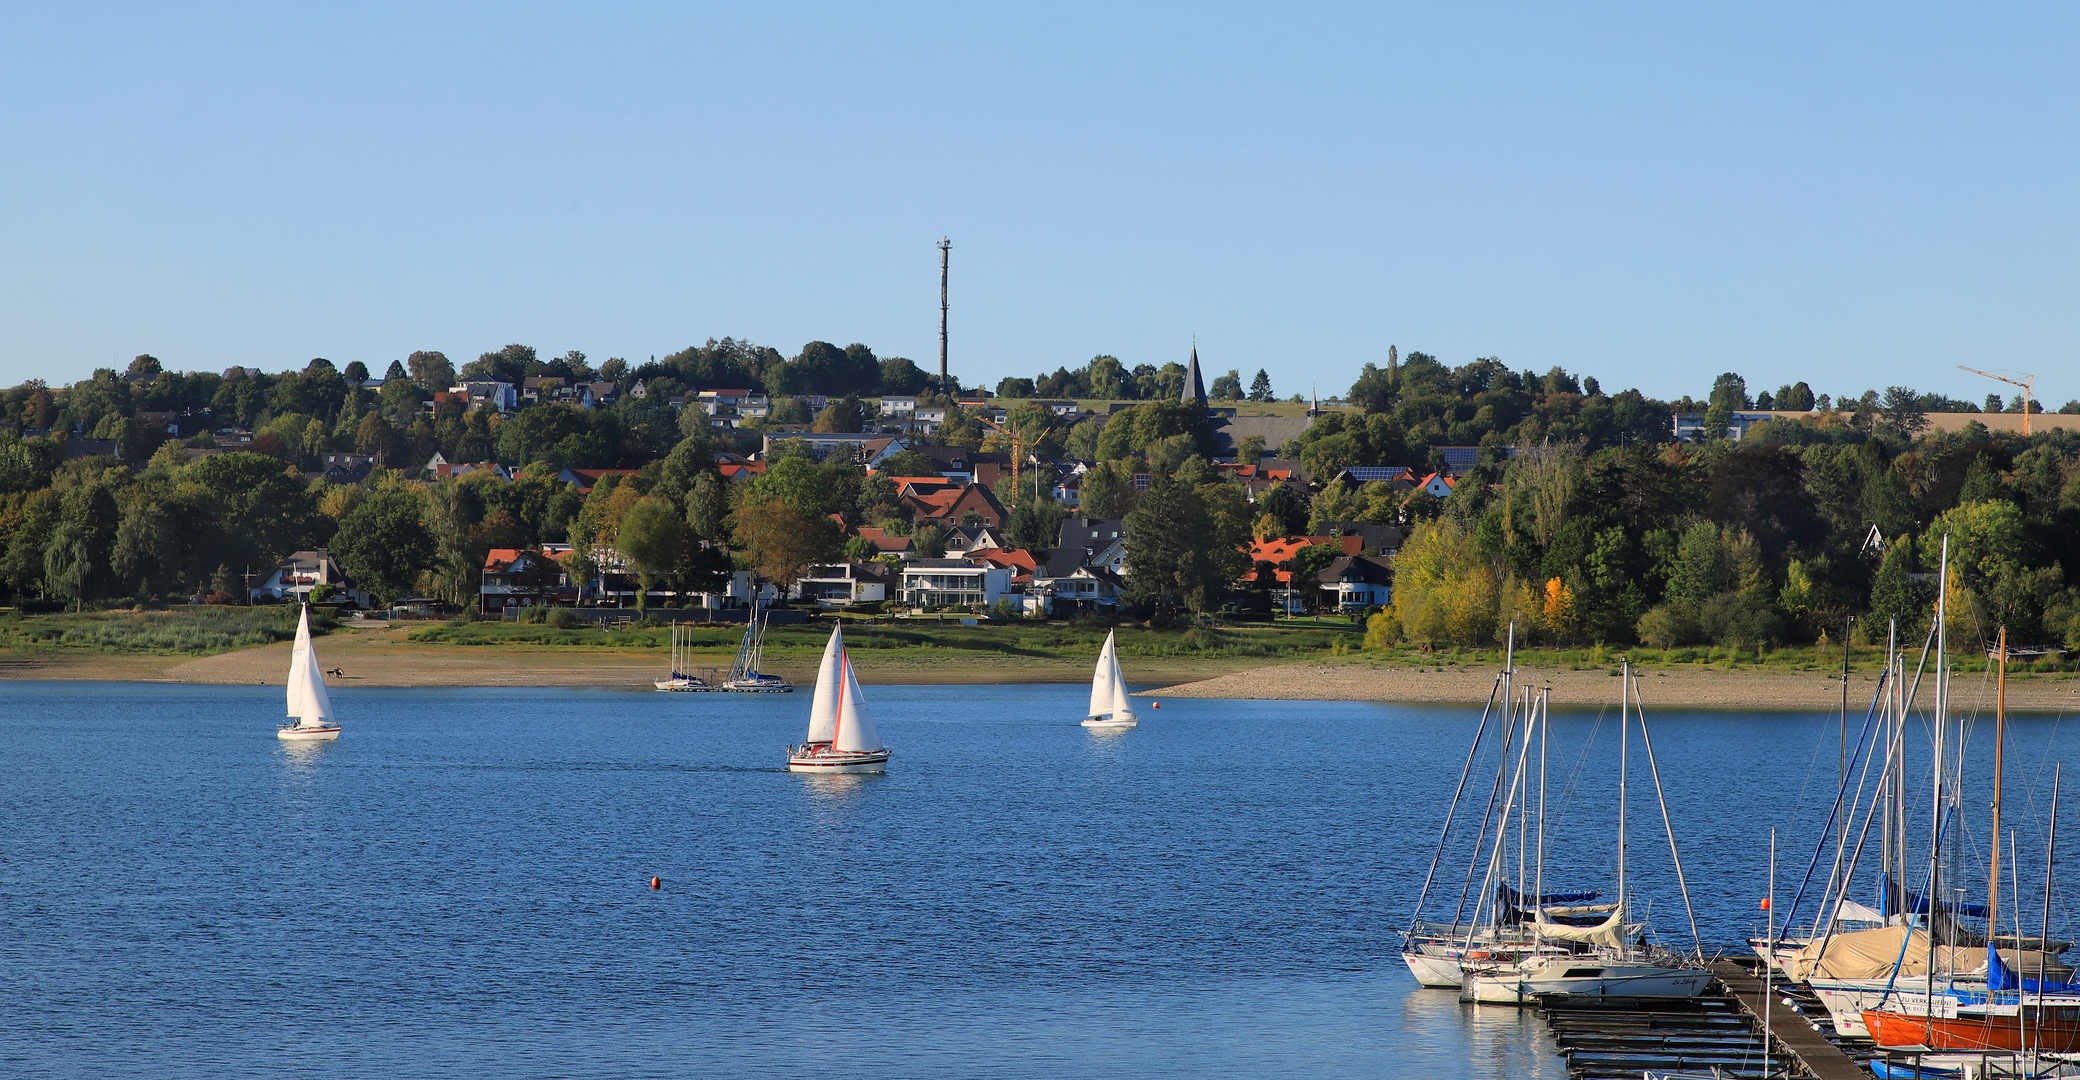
xmin=1957 ymin=366 xmax=2036 ymax=434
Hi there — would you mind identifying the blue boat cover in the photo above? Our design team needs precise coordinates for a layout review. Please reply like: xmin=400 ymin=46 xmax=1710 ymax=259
xmin=1883 ymin=875 xmax=1990 ymax=918
xmin=1986 ymin=944 xmax=2080 ymax=994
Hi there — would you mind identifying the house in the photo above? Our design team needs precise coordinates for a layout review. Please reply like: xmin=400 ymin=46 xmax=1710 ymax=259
xmin=135 ymin=411 xmax=178 ymax=436
xmin=1672 ymin=412 xmax=1771 ymax=442
xmin=1241 ymin=535 xmax=1365 ymax=585
xmin=718 ymin=461 xmax=767 ymax=481
xmin=1043 ymin=517 xmax=1127 ymax=580
xmin=1435 ymin=446 xmax=1483 ymax=476
xmin=1037 ymin=565 xmax=1124 ymax=613
xmin=762 ymin=433 xmax=907 ymax=466
xmin=522 ymin=376 xmax=566 ymax=404
xmin=320 ymin=453 xmax=376 ymax=484
xmin=794 ymin=562 xmax=891 ymax=606
xmin=972 ymin=547 xmax=1039 ymax=580
xmin=942 ymin=524 xmax=1006 ymax=555
xmin=852 ymin=526 xmax=914 ymax=557
xmin=902 ymin=481 xmax=1007 ymax=529
xmin=1031 ymin=400 xmax=1081 ymax=417
xmin=899 ymin=559 xmax=1012 ymax=609
xmin=249 ymin=549 xmax=371 ymax=608
xmin=1053 ymin=473 xmax=1083 ymax=507
xmin=698 ymin=388 xmax=759 ymax=411
xmin=902 ymin=444 xmax=979 ymax=482
xmin=627 ymin=379 xmax=648 ymax=399
xmin=1416 ymin=472 xmax=1456 ymax=498
xmin=555 ymin=466 xmax=640 ymax=493
xmin=1318 ymin=555 xmax=1393 ymax=611
xmin=879 ymin=395 xmax=918 ymax=415
xmin=1332 ymin=466 xmax=1417 ymax=490
xmin=452 ymin=380 xmax=518 ymax=412
xmin=479 ymin=548 xmax=578 ymax=613
xmin=1314 ymin=521 xmax=1403 ymax=556
xmin=63 ymin=438 xmax=121 ymax=460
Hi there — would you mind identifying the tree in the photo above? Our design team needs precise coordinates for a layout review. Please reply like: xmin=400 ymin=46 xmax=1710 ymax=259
xmin=729 ymin=498 xmax=841 ymax=591
xmin=1006 ymin=497 xmax=1066 ymax=551
xmin=332 ymin=489 xmax=435 ymax=604
xmin=127 ymin=354 xmax=162 ymax=377
xmin=1209 ymin=369 xmax=1244 ymax=401
xmin=1879 ymin=386 xmax=1930 ymax=439
xmin=1123 ymin=473 xmax=1246 ymax=616
xmin=813 ymin=395 xmax=866 ymax=433
xmin=1248 ymin=369 xmax=1273 ymax=402
xmin=407 ymin=351 xmax=456 ymax=390
xmin=1078 ymin=460 xmax=1139 ymax=519
xmin=617 ymin=496 xmax=690 ymax=611
xmin=880 ymin=356 xmax=931 ymax=394
xmin=112 ymin=496 xmax=181 ymax=597
xmin=44 ymin=521 xmax=93 ymax=611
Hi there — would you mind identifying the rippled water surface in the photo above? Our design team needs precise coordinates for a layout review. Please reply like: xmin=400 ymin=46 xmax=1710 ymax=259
xmin=3 ymin=679 xmax=2076 ymax=1078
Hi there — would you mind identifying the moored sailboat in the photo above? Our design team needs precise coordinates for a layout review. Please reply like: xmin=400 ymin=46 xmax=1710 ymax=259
xmin=786 ymin=626 xmax=888 ymax=773
xmin=724 ymin=605 xmax=792 ymax=692
xmin=277 ymin=604 xmax=340 ymax=741
xmin=1081 ymin=630 xmax=1136 ymax=728
xmin=655 ymin=622 xmax=718 ymax=691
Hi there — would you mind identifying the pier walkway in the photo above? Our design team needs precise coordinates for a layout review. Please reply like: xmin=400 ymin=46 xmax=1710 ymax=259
xmin=1711 ymin=961 xmax=1869 ymax=1080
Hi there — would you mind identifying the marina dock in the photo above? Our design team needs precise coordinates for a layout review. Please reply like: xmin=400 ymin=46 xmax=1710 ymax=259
xmin=1537 ymin=961 xmax=1870 ymax=1080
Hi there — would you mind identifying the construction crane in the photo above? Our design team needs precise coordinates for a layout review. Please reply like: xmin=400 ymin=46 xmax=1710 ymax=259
xmin=978 ymin=411 xmax=1050 ymax=507
xmin=1958 ymin=366 xmax=2036 ymax=434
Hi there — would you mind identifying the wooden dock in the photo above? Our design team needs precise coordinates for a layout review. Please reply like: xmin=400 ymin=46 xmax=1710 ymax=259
xmin=1711 ymin=961 xmax=1871 ymax=1080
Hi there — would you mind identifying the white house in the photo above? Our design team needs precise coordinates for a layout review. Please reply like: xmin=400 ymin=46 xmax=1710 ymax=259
xmin=899 ymin=560 xmax=1012 ymax=609
xmin=794 ymin=562 xmax=891 ymax=606
xmin=452 ymin=380 xmax=517 ymax=412
xmin=249 ymin=549 xmax=372 ymax=609
xmin=879 ymin=395 xmax=918 ymax=415
xmin=1317 ymin=555 xmax=1393 ymax=612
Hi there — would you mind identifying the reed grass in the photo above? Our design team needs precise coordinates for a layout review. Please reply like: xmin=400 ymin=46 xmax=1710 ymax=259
xmin=0 ymin=606 xmax=331 ymax=654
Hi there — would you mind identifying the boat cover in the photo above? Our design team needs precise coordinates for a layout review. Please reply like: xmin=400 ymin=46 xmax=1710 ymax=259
xmin=1532 ymin=906 xmax=1630 ymax=949
xmin=1884 ymin=875 xmax=1990 ymax=918
xmin=1786 ymin=925 xmax=1986 ymax=980
xmin=1985 ymin=945 xmax=2078 ymax=993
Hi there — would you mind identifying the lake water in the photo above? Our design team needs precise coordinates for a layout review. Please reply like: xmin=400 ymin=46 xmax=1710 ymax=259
xmin=4 ymin=679 xmax=2076 ymax=1078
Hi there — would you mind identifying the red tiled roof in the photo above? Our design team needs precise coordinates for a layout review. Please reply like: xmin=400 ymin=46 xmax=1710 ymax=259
xmin=484 ymin=548 xmax=526 ymax=572
xmin=975 ymin=548 xmax=1039 ymax=573
xmin=719 ymin=462 xmax=767 ymax=479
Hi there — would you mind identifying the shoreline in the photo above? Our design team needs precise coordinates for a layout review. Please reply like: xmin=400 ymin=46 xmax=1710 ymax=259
xmin=8 ymin=627 xmax=2080 ymax=709
xmin=1139 ymin=661 xmax=2080 ymax=711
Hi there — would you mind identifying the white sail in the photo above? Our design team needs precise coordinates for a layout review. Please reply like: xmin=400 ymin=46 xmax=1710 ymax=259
xmin=285 ymin=605 xmax=334 ymax=728
xmin=831 ymin=651 xmax=881 ymax=752
xmin=1108 ymin=637 xmax=1134 ymax=719
xmin=1087 ymin=631 xmax=1116 ymax=717
xmin=805 ymin=625 xmax=843 ymax=743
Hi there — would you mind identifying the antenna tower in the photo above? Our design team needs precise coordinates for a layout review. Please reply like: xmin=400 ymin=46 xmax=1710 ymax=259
xmin=937 ymin=238 xmax=951 ymax=392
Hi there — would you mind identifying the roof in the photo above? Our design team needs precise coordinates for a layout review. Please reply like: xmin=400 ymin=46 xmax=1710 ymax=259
xmin=719 ymin=461 xmax=767 ymax=480
xmin=1182 ymin=346 xmax=1206 ymax=404
xmin=1241 ymin=535 xmax=1363 ymax=583
xmin=1319 ymin=555 xmax=1394 ymax=586
xmin=1336 ymin=466 xmax=1415 ymax=484
xmin=558 ymin=467 xmax=639 ymax=492
xmin=1418 ymin=472 xmax=1457 ymax=491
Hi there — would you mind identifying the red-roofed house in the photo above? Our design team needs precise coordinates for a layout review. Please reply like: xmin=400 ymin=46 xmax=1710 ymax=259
xmin=1241 ymin=535 xmax=1364 ymax=585
xmin=902 ymin=482 xmax=1006 ymax=529
xmin=1416 ymin=472 xmax=1456 ymax=498
xmin=479 ymin=547 xmax=578 ymax=613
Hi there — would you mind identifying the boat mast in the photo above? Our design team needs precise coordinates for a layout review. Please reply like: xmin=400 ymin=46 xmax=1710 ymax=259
xmin=1988 ymin=626 xmax=2007 ymax=965
xmin=1927 ymin=535 xmax=1949 ymax=998
xmin=1618 ymin=658 xmax=1628 ymax=914
xmin=1406 ymin=669 xmax=1505 ymax=938
xmin=1630 ymin=668 xmax=1705 ymax=959
xmin=1534 ymin=686 xmax=1548 ymax=946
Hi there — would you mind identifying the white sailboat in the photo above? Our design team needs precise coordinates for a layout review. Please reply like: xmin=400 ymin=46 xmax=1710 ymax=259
xmin=786 ymin=626 xmax=888 ymax=773
xmin=655 ymin=622 xmax=718 ymax=691
xmin=1081 ymin=630 xmax=1136 ymax=728
xmin=724 ymin=605 xmax=792 ymax=692
xmin=277 ymin=604 xmax=340 ymax=741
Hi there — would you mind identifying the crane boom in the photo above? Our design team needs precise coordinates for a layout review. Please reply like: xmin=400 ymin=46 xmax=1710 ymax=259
xmin=1957 ymin=365 xmax=2036 ymax=435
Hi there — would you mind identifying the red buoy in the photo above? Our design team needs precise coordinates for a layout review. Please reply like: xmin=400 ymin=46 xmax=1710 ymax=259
xmin=650 ymin=876 xmax=661 ymax=890
xmin=1152 ymin=702 xmax=1160 ymax=709
xmin=1759 ymin=898 xmax=1770 ymax=910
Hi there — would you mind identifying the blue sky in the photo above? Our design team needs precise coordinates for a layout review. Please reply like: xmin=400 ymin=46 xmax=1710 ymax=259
xmin=2 ymin=3 xmax=2074 ymax=404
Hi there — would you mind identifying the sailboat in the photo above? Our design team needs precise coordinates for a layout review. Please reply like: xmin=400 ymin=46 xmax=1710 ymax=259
xmin=655 ymin=622 xmax=718 ymax=691
xmin=277 ymin=604 xmax=340 ymax=740
xmin=1459 ymin=661 xmax=1710 ymax=1004
xmin=1081 ymin=630 xmax=1136 ymax=728
xmin=724 ymin=604 xmax=792 ymax=692
xmin=786 ymin=625 xmax=889 ymax=773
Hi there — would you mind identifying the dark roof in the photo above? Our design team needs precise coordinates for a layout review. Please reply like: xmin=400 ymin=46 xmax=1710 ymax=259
xmin=1182 ymin=346 xmax=1206 ymax=404
xmin=1318 ymin=555 xmax=1394 ymax=586
xmin=1335 ymin=466 xmax=1414 ymax=484
xmin=1315 ymin=521 xmax=1403 ymax=552
xmin=1044 ymin=517 xmax=1125 ymax=577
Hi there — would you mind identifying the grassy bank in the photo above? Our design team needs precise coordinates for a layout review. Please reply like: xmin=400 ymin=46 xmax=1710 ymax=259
xmin=0 ymin=606 xmax=332 ymax=655
xmin=1367 ymin=641 xmax=2080 ymax=679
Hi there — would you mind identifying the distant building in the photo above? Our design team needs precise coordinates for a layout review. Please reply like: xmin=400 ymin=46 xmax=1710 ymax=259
xmin=250 ymin=549 xmax=371 ymax=609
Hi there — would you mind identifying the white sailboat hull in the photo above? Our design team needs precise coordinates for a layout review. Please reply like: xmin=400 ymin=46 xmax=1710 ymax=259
xmin=1462 ymin=958 xmax=1709 ymax=1004
xmin=654 ymin=678 xmax=719 ymax=692
xmin=787 ymin=748 xmax=889 ymax=773
xmin=1080 ymin=716 xmax=1136 ymax=728
xmin=277 ymin=724 xmax=340 ymax=741
xmin=1403 ymin=951 xmax=1468 ymax=988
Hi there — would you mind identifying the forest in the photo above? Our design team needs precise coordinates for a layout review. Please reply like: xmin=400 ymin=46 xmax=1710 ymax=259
xmin=1 ymin=339 xmax=2077 ymax=656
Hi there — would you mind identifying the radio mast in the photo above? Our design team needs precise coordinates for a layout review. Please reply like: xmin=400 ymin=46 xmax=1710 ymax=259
xmin=937 ymin=238 xmax=951 ymax=392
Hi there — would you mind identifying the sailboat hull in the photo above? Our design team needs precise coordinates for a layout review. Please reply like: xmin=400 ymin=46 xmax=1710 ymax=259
xmin=1080 ymin=716 xmax=1136 ymax=728
xmin=277 ymin=724 xmax=340 ymax=741
xmin=654 ymin=679 xmax=719 ymax=691
xmin=1864 ymin=1007 xmax=2080 ymax=1053
xmin=787 ymin=749 xmax=889 ymax=773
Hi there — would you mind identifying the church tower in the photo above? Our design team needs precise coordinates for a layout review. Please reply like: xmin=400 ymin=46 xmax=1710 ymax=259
xmin=1181 ymin=345 xmax=1207 ymax=405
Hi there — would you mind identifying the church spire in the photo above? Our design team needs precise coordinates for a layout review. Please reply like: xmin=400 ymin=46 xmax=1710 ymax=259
xmin=1181 ymin=344 xmax=1206 ymax=405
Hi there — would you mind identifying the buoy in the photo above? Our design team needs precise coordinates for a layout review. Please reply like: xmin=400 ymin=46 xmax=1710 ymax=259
xmin=650 ymin=876 xmax=661 ymax=890
xmin=1759 ymin=897 xmax=1770 ymax=910
xmin=1152 ymin=702 xmax=1160 ymax=709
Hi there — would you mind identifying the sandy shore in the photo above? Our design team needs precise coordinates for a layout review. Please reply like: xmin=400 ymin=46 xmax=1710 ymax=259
xmin=1141 ymin=660 xmax=2080 ymax=712
xmin=8 ymin=626 xmax=2080 ymax=710
xmin=0 ymin=624 xmax=1256 ymax=690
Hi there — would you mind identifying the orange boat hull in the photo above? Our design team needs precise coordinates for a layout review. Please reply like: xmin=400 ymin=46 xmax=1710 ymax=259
xmin=1863 ymin=1008 xmax=2080 ymax=1053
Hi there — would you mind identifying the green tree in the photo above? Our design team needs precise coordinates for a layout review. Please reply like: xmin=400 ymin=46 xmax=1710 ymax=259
xmin=1209 ymin=369 xmax=1244 ymax=401
xmin=1078 ymin=460 xmax=1139 ymax=519
xmin=617 ymin=496 xmax=690 ymax=611
xmin=813 ymin=395 xmax=866 ymax=433
xmin=44 ymin=521 xmax=93 ymax=610
xmin=1123 ymin=472 xmax=1246 ymax=616
xmin=112 ymin=496 xmax=181 ymax=597
xmin=332 ymin=488 xmax=435 ymax=604
xmin=729 ymin=498 xmax=841 ymax=591
xmin=1248 ymin=369 xmax=1273 ymax=402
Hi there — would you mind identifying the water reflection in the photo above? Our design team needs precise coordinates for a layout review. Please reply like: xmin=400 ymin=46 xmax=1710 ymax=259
xmin=795 ymin=771 xmax=880 ymax=805
xmin=1398 ymin=985 xmax=1561 ymax=1079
